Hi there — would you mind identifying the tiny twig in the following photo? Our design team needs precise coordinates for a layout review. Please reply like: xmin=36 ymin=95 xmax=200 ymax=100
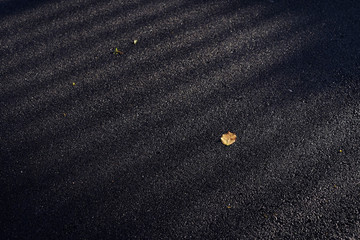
xmin=114 ymin=48 xmax=124 ymax=55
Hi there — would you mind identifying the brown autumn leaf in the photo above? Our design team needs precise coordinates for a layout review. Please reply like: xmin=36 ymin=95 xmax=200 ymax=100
xmin=221 ymin=131 xmax=237 ymax=146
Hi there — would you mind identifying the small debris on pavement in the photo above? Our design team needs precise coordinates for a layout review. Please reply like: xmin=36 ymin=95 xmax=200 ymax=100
xmin=114 ymin=48 xmax=124 ymax=55
xmin=221 ymin=131 xmax=237 ymax=146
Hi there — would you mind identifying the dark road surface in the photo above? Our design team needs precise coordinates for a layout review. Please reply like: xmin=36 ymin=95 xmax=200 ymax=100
xmin=1 ymin=0 xmax=359 ymax=239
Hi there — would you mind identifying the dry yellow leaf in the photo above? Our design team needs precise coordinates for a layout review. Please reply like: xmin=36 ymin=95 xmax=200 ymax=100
xmin=221 ymin=131 xmax=236 ymax=146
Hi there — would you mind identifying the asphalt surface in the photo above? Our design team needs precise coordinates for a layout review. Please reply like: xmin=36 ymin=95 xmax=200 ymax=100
xmin=1 ymin=0 xmax=360 ymax=239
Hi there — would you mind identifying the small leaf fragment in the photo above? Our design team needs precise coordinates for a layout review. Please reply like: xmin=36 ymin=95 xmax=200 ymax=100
xmin=114 ymin=48 xmax=124 ymax=55
xmin=221 ymin=131 xmax=237 ymax=146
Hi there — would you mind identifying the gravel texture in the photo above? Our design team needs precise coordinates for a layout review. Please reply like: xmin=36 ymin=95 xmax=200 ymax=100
xmin=1 ymin=0 xmax=360 ymax=239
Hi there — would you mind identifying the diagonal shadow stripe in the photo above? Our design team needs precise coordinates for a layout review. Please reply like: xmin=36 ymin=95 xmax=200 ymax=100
xmin=2 ymin=0 xmax=360 ymax=239
xmin=0 ymin=0 xmax=265 ymax=96
xmin=0 ymin=0 xmax=54 ymax=19
xmin=1 ymin=1 xmax=318 ymax=134
xmin=1 ymin=17 xmax=324 ymax=173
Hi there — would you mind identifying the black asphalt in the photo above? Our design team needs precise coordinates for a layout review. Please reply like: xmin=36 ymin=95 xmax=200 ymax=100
xmin=1 ymin=0 xmax=360 ymax=239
